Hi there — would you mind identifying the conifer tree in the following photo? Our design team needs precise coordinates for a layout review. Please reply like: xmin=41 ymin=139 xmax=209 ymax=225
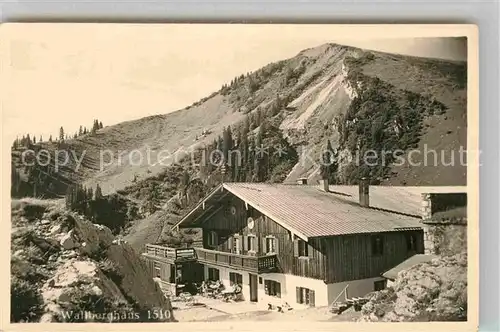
xmin=95 ymin=183 xmax=103 ymax=200
xmin=320 ymin=139 xmax=338 ymax=184
xmin=79 ymin=126 xmax=83 ymax=136
xmin=59 ymin=127 xmax=65 ymax=141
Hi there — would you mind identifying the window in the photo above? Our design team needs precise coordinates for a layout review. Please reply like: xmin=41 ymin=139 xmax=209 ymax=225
xmin=296 ymin=287 xmax=315 ymax=307
xmin=229 ymin=272 xmax=243 ymax=286
xmin=258 ymin=277 xmax=263 ymax=284
xmin=406 ymin=233 xmax=417 ymax=252
xmin=264 ymin=280 xmax=281 ymax=298
xmin=265 ymin=236 xmax=277 ymax=254
xmin=207 ymin=231 xmax=218 ymax=247
xmin=293 ymin=239 xmax=309 ymax=257
xmin=374 ymin=280 xmax=387 ymax=291
xmin=208 ymin=267 xmax=220 ymax=281
xmin=298 ymin=240 xmax=308 ymax=256
xmin=247 ymin=235 xmax=257 ymax=252
xmin=371 ymin=235 xmax=384 ymax=256
xmin=233 ymin=236 xmax=241 ymax=254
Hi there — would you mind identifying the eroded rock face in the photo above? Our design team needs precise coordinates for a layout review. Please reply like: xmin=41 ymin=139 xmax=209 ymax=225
xmin=11 ymin=200 xmax=175 ymax=323
xmin=359 ymin=253 xmax=467 ymax=322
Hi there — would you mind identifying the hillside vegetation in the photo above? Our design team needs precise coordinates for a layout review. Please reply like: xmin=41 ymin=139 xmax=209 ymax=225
xmin=11 ymin=42 xmax=467 ymax=250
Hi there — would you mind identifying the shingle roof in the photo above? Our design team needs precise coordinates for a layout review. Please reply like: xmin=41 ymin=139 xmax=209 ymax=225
xmin=222 ymin=183 xmax=429 ymax=239
xmin=382 ymin=254 xmax=438 ymax=280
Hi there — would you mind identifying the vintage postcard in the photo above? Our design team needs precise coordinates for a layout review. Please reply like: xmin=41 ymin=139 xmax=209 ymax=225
xmin=1 ymin=24 xmax=478 ymax=331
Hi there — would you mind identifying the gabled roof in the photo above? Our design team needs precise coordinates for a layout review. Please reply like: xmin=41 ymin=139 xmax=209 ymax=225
xmin=172 ymin=182 xmax=463 ymax=241
xmin=382 ymin=254 xmax=438 ymax=280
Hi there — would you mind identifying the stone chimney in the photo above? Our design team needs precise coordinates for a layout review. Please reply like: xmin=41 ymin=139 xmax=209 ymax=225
xmin=297 ymin=178 xmax=308 ymax=185
xmin=359 ymin=177 xmax=369 ymax=207
xmin=319 ymin=179 xmax=329 ymax=192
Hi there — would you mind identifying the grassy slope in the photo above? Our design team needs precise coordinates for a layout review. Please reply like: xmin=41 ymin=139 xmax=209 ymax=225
xmin=361 ymin=53 xmax=467 ymax=186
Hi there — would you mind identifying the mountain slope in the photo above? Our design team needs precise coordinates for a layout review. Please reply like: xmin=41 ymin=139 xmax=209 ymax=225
xmin=12 ymin=42 xmax=467 ymax=196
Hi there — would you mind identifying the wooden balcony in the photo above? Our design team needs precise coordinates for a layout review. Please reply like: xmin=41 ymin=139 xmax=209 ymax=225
xmin=195 ymin=247 xmax=278 ymax=273
xmin=144 ymin=244 xmax=197 ymax=263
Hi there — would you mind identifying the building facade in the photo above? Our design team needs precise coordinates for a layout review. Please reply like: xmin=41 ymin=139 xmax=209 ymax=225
xmin=143 ymin=182 xmax=466 ymax=307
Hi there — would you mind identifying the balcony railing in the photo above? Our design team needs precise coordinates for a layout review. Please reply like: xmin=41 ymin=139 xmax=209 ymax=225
xmin=144 ymin=244 xmax=278 ymax=273
xmin=195 ymin=247 xmax=278 ymax=273
xmin=144 ymin=244 xmax=196 ymax=262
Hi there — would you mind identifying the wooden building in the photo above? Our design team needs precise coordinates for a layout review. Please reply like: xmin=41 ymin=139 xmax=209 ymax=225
xmin=143 ymin=180 xmax=466 ymax=307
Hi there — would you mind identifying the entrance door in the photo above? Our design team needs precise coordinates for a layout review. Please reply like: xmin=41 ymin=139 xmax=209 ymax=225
xmin=249 ymin=273 xmax=258 ymax=302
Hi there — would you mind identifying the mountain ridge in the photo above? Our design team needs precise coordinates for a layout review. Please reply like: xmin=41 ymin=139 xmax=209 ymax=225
xmin=11 ymin=42 xmax=467 ymax=198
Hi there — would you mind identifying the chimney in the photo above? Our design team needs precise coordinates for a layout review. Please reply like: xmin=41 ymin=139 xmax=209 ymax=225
xmin=319 ymin=179 xmax=329 ymax=192
xmin=297 ymin=178 xmax=308 ymax=185
xmin=359 ymin=177 xmax=369 ymax=207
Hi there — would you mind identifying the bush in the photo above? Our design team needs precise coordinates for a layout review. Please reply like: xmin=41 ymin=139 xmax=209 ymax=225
xmin=11 ymin=276 xmax=44 ymax=322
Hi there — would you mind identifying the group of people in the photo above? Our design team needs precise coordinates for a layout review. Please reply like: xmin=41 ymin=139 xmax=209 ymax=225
xmin=197 ymin=280 xmax=243 ymax=302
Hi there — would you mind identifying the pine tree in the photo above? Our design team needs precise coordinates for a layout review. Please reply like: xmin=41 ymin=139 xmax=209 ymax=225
xmin=320 ymin=139 xmax=338 ymax=183
xmin=59 ymin=127 xmax=65 ymax=141
xmin=33 ymin=136 xmax=36 ymax=144
xmin=83 ymin=127 xmax=88 ymax=135
xmin=79 ymin=126 xmax=83 ymax=136
xmin=95 ymin=183 xmax=103 ymax=200
xmin=74 ymin=133 xmax=77 ymax=139
xmin=39 ymin=135 xmax=42 ymax=143
xmin=222 ymin=126 xmax=233 ymax=163
xmin=91 ymin=119 xmax=98 ymax=134
xmin=99 ymin=121 xmax=103 ymax=129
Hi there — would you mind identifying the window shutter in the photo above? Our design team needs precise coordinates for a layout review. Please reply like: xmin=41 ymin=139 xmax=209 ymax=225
xmin=274 ymin=238 xmax=279 ymax=254
xmin=255 ymin=235 xmax=259 ymax=253
xmin=227 ymin=236 xmax=233 ymax=251
xmin=276 ymin=282 xmax=281 ymax=298
xmin=293 ymin=239 xmax=299 ymax=257
xmin=308 ymin=244 xmax=314 ymax=258
xmin=262 ymin=236 xmax=267 ymax=253
xmin=243 ymin=236 xmax=248 ymax=252
xmin=296 ymin=287 xmax=301 ymax=303
xmin=309 ymin=290 xmax=315 ymax=307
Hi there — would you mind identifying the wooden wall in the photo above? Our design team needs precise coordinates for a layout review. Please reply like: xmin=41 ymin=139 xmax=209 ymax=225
xmin=143 ymin=257 xmax=174 ymax=282
xmin=201 ymin=195 xmax=327 ymax=280
xmin=199 ymin=194 xmax=424 ymax=284
xmin=321 ymin=230 xmax=424 ymax=283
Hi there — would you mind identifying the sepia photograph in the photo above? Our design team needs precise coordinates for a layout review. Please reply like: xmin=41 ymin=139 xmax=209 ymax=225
xmin=2 ymin=24 xmax=478 ymax=328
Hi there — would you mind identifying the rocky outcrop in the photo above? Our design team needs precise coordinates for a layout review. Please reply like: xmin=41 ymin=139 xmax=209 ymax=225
xmin=359 ymin=253 xmax=467 ymax=322
xmin=11 ymin=199 xmax=175 ymax=323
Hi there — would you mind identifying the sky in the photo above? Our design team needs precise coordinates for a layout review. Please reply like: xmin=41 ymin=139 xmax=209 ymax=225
xmin=1 ymin=24 xmax=468 ymax=142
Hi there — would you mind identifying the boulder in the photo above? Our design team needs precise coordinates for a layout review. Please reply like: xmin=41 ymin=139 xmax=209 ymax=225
xmin=49 ymin=224 xmax=62 ymax=235
xmin=60 ymin=230 xmax=79 ymax=250
xmin=359 ymin=253 xmax=467 ymax=322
